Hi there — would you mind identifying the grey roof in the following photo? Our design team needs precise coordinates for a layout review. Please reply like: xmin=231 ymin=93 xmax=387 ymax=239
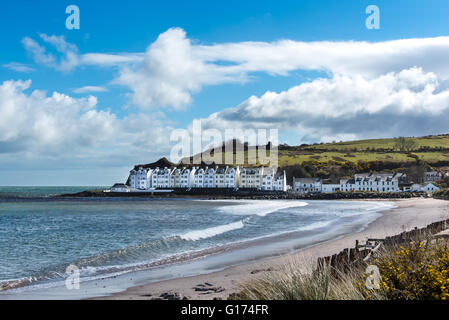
xmin=111 ymin=183 xmax=129 ymax=188
xmin=242 ymin=168 xmax=261 ymax=174
xmin=215 ymin=167 xmax=227 ymax=174
xmin=181 ymin=168 xmax=192 ymax=174
xmin=354 ymin=172 xmax=401 ymax=182
xmin=293 ymin=178 xmax=321 ymax=184
xmin=194 ymin=168 xmax=205 ymax=175
xmin=274 ymin=171 xmax=284 ymax=180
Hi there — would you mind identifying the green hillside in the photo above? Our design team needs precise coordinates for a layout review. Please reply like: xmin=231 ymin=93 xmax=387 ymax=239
xmin=279 ymin=134 xmax=449 ymax=167
xmin=177 ymin=134 xmax=449 ymax=183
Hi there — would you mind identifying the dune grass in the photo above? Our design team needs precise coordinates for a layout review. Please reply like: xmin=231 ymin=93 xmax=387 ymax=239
xmin=233 ymin=236 xmax=449 ymax=300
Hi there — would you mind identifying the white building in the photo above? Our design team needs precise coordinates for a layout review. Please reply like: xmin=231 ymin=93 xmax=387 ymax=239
xmin=204 ymin=167 xmax=216 ymax=188
xmin=340 ymin=173 xmax=400 ymax=192
xmin=129 ymin=167 xmax=153 ymax=190
xmin=215 ymin=167 xmax=227 ymax=188
xmin=423 ymin=183 xmax=440 ymax=192
xmin=170 ymin=167 xmax=182 ymax=188
xmin=273 ymin=170 xmax=287 ymax=192
xmin=322 ymin=184 xmax=341 ymax=193
xmin=240 ymin=167 xmax=264 ymax=189
xmin=110 ymin=183 xmax=131 ymax=193
xmin=411 ymin=183 xmax=440 ymax=192
xmin=180 ymin=167 xmax=196 ymax=188
xmin=154 ymin=167 xmax=173 ymax=188
xmin=194 ymin=167 xmax=206 ymax=188
xmin=225 ymin=167 xmax=239 ymax=188
xmin=210 ymin=166 xmax=240 ymax=188
xmin=127 ymin=164 xmax=285 ymax=191
xmin=293 ymin=178 xmax=322 ymax=193
xmin=262 ymin=167 xmax=276 ymax=191
xmin=424 ymin=171 xmax=442 ymax=183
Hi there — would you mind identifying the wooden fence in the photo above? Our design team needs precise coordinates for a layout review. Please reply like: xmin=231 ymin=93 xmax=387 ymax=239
xmin=317 ymin=218 xmax=449 ymax=273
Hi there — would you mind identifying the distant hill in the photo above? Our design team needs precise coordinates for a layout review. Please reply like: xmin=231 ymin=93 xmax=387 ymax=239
xmin=134 ymin=134 xmax=449 ymax=184
xmin=132 ymin=157 xmax=175 ymax=170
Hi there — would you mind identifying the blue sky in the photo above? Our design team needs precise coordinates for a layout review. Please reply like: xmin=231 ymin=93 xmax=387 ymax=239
xmin=1 ymin=0 xmax=449 ymax=185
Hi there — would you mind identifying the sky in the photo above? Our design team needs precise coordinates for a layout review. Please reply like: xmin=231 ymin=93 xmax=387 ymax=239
xmin=1 ymin=0 xmax=449 ymax=185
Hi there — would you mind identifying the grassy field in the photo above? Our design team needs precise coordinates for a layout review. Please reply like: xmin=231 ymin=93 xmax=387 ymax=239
xmin=278 ymin=134 xmax=449 ymax=166
xmin=278 ymin=150 xmax=449 ymax=166
xmin=174 ymin=134 xmax=449 ymax=181
xmin=305 ymin=134 xmax=449 ymax=151
xmin=188 ymin=134 xmax=449 ymax=166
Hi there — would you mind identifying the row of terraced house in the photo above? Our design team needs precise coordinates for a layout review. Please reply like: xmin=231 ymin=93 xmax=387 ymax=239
xmin=293 ymin=172 xmax=442 ymax=193
xmin=293 ymin=172 xmax=407 ymax=193
xmin=127 ymin=166 xmax=288 ymax=191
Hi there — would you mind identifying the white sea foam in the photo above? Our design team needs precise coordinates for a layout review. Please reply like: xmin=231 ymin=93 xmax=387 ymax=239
xmin=217 ymin=200 xmax=309 ymax=217
xmin=332 ymin=201 xmax=396 ymax=217
xmin=180 ymin=220 xmax=245 ymax=241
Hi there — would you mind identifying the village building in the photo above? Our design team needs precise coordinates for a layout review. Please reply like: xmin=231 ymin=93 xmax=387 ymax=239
xmin=204 ymin=167 xmax=216 ymax=188
xmin=240 ymin=167 xmax=264 ymax=189
xmin=273 ymin=170 xmax=288 ymax=192
xmin=127 ymin=164 xmax=284 ymax=192
xmin=170 ymin=167 xmax=182 ymax=188
xmin=215 ymin=167 xmax=227 ymax=188
xmin=110 ymin=183 xmax=131 ymax=193
xmin=340 ymin=173 xmax=401 ymax=192
xmin=180 ymin=167 xmax=195 ymax=188
xmin=411 ymin=183 xmax=440 ymax=192
xmin=154 ymin=167 xmax=173 ymax=188
xmin=129 ymin=167 xmax=153 ymax=190
xmin=293 ymin=178 xmax=322 ymax=193
xmin=224 ymin=167 xmax=239 ymax=188
xmin=262 ymin=167 xmax=276 ymax=191
xmin=424 ymin=171 xmax=442 ymax=183
xmin=194 ymin=167 xmax=206 ymax=188
xmin=321 ymin=184 xmax=341 ymax=193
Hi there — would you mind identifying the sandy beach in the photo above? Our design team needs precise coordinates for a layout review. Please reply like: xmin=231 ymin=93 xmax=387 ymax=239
xmin=93 ymin=198 xmax=449 ymax=300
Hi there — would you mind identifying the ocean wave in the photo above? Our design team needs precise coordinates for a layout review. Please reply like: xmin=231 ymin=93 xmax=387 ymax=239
xmin=0 ymin=199 xmax=394 ymax=295
xmin=332 ymin=201 xmax=396 ymax=217
xmin=217 ymin=200 xmax=309 ymax=217
xmin=179 ymin=220 xmax=245 ymax=241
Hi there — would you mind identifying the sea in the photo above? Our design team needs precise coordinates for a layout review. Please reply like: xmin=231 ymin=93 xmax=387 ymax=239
xmin=0 ymin=186 xmax=395 ymax=298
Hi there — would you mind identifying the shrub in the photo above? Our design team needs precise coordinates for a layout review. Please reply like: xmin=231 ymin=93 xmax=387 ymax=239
xmin=373 ymin=239 xmax=449 ymax=300
xmin=434 ymin=188 xmax=449 ymax=200
xmin=233 ymin=260 xmax=382 ymax=300
xmin=234 ymin=236 xmax=449 ymax=300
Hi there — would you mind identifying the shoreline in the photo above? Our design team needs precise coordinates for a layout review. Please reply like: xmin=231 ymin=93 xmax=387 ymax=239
xmin=55 ymin=189 xmax=426 ymax=201
xmin=1 ymin=198 xmax=446 ymax=300
xmin=93 ymin=198 xmax=449 ymax=300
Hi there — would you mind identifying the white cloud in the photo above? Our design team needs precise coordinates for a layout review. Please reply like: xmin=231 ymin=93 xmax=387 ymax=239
xmin=81 ymin=53 xmax=143 ymax=66
xmin=0 ymin=79 xmax=112 ymax=153
xmin=22 ymin=34 xmax=79 ymax=72
xmin=22 ymin=29 xmax=449 ymax=111
xmin=197 ymin=67 xmax=449 ymax=142
xmin=23 ymin=34 xmax=143 ymax=72
xmin=0 ymin=80 xmax=173 ymax=169
xmin=114 ymin=29 xmax=449 ymax=109
xmin=73 ymin=86 xmax=109 ymax=94
xmin=3 ymin=62 xmax=35 ymax=73
xmin=115 ymin=28 xmax=248 ymax=109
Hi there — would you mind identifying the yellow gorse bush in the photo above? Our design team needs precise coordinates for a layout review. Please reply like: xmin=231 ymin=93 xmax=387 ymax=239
xmin=373 ymin=240 xmax=449 ymax=300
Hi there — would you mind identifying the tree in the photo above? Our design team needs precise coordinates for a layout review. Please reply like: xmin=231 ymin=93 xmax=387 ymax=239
xmin=394 ymin=137 xmax=418 ymax=152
